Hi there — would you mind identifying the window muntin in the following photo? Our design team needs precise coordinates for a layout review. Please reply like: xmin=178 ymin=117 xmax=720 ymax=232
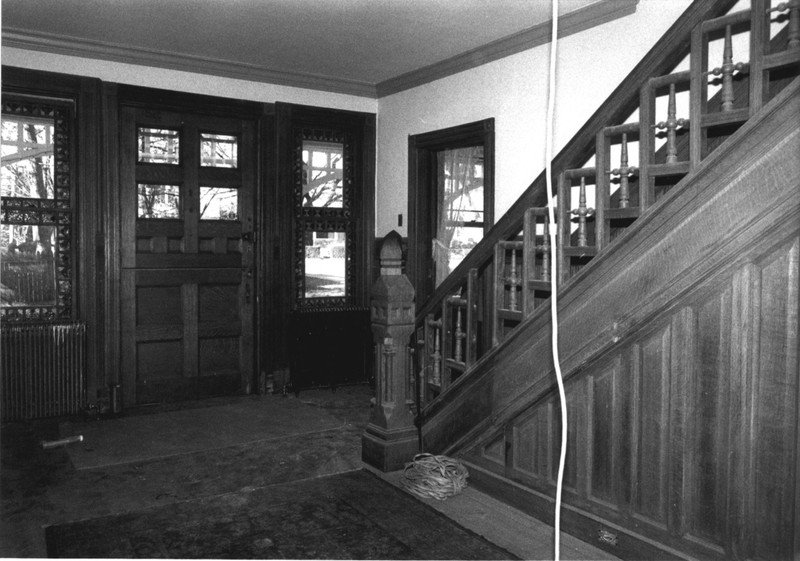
xmin=200 ymin=133 xmax=238 ymax=168
xmin=138 ymin=127 xmax=179 ymax=164
xmin=1 ymin=99 xmax=74 ymax=321
xmin=137 ymin=184 xmax=180 ymax=219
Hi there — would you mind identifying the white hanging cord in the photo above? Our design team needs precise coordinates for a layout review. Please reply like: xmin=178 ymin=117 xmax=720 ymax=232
xmin=543 ymin=1 xmax=567 ymax=561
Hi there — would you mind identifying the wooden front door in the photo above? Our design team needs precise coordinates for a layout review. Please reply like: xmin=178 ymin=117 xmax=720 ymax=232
xmin=120 ymin=107 xmax=255 ymax=405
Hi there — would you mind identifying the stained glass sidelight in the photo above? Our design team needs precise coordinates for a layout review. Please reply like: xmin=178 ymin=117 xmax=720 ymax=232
xmin=294 ymin=128 xmax=354 ymax=307
xmin=302 ymin=140 xmax=343 ymax=208
xmin=1 ymin=99 xmax=73 ymax=321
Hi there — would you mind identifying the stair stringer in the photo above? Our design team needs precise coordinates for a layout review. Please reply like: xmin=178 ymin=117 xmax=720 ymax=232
xmin=420 ymin=79 xmax=800 ymax=560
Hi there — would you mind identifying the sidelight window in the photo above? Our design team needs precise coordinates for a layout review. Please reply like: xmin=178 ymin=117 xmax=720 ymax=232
xmin=294 ymin=132 xmax=354 ymax=307
xmin=1 ymin=99 xmax=75 ymax=320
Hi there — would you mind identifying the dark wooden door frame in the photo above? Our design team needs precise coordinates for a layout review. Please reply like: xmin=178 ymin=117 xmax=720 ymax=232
xmin=407 ymin=118 xmax=494 ymax=307
xmin=107 ymin=86 xmax=267 ymax=404
xmin=272 ymin=102 xmax=376 ymax=377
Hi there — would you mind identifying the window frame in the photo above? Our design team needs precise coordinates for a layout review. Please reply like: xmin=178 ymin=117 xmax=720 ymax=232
xmin=1 ymin=96 xmax=76 ymax=322
xmin=407 ymin=118 xmax=495 ymax=306
xmin=293 ymin=127 xmax=356 ymax=308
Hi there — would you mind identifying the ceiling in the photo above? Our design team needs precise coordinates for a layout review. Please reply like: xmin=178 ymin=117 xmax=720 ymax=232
xmin=1 ymin=0 xmax=637 ymax=97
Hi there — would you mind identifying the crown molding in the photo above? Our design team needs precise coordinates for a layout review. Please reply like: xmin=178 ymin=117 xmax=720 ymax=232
xmin=376 ymin=0 xmax=639 ymax=97
xmin=3 ymin=0 xmax=637 ymax=101
xmin=1 ymin=29 xmax=379 ymax=98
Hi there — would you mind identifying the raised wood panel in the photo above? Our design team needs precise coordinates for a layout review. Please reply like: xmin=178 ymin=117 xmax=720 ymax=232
xmin=481 ymin=432 xmax=505 ymax=466
xmin=633 ymin=326 xmax=671 ymax=528
xmin=136 ymin=340 xmax=182 ymax=380
xmin=199 ymin=337 xmax=240 ymax=377
xmin=512 ymin=398 xmax=553 ymax=480
xmin=685 ymin=285 xmax=731 ymax=550
xmin=198 ymin=284 xmax=239 ymax=324
xmin=588 ymin=360 xmax=619 ymax=507
xmin=752 ymin=238 xmax=798 ymax=561
xmin=561 ymin=383 xmax=582 ymax=493
xmin=136 ymin=286 xmax=181 ymax=326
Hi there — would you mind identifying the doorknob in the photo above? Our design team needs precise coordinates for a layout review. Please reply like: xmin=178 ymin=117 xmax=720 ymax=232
xmin=242 ymin=231 xmax=255 ymax=243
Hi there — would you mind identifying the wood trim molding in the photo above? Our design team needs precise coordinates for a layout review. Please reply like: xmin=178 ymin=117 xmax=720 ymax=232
xmin=3 ymin=0 xmax=637 ymax=100
xmin=2 ymin=28 xmax=378 ymax=99
xmin=376 ymin=0 xmax=639 ymax=97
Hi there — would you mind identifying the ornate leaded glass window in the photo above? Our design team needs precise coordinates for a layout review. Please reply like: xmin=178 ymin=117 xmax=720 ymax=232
xmin=294 ymin=128 xmax=355 ymax=308
xmin=1 ymin=97 xmax=74 ymax=321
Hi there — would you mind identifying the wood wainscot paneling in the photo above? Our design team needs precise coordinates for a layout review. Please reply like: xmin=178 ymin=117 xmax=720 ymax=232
xmin=464 ymin=234 xmax=799 ymax=560
xmin=446 ymin=80 xmax=800 ymax=560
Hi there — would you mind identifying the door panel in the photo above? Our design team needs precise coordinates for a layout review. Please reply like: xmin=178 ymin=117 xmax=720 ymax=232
xmin=120 ymin=107 xmax=255 ymax=405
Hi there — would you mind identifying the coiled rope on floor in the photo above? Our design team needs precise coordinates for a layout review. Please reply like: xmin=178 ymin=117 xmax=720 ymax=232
xmin=399 ymin=453 xmax=469 ymax=500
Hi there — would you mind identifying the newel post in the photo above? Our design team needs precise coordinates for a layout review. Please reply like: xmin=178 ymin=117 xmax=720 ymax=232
xmin=361 ymin=230 xmax=418 ymax=471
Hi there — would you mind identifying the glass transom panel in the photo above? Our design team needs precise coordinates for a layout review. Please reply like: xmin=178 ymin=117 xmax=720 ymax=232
xmin=200 ymin=187 xmax=238 ymax=220
xmin=138 ymin=128 xmax=179 ymax=164
xmin=201 ymin=133 xmax=238 ymax=168
xmin=138 ymin=184 xmax=180 ymax=219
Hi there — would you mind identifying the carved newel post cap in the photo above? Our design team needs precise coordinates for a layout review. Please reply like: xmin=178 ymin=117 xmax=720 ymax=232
xmin=379 ymin=230 xmax=403 ymax=276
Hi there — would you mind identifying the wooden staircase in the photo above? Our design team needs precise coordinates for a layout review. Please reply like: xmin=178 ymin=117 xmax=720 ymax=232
xmin=409 ymin=1 xmax=799 ymax=559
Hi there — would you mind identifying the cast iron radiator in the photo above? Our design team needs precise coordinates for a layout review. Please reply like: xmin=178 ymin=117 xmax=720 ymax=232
xmin=1 ymin=321 xmax=87 ymax=421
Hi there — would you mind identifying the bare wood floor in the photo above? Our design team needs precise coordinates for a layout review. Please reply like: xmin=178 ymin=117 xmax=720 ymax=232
xmin=1 ymin=385 xmax=618 ymax=560
xmin=370 ymin=467 xmax=619 ymax=561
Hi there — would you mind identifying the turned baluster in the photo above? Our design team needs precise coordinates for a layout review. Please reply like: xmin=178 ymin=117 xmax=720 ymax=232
xmin=453 ymin=305 xmax=465 ymax=363
xmin=572 ymin=177 xmax=594 ymax=247
xmin=506 ymin=247 xmax=521 ymax=311
xmin=655 ymin=83 xmax=689 ymax=164
xmin=538 ymin=214 xmax=551 ymax=282
xmin=768 ymin=1 xmax=800 ymax=48
xmin=707 ymin=25 xmax=747 ymax=112
xmin=427 ymin=317 xmax=442 ymax=386
xmin=609 ymin=133 xmax=639 ymax=208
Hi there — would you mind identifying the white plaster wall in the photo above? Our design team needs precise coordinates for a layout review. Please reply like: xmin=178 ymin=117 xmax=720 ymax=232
xmin=376 ymin=0 xmax=692 ymax=237
xmin=0 ymin=47 xmax=379 ymax=113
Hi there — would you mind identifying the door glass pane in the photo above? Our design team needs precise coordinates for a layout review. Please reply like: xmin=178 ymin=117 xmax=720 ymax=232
xmin=138 ymin=128 xmax=179 ymax=164
xmin=200 ymin=187 xmax=238 ymax=220
xmin=1 ymin=116 xmax=55 ymax=199
xmin=435 ymin=146 xmax=484 ymax=285
xmin=304 ymin=230 xmax=346 ymax=298
xmin=302 ymin=140 xmax=343 ymax=208
xmin=0 ymin=224 xmax=57 ymax=307
xmin=201 ymin=133 xmax=238 ymax=168
xmin=138 ymin=184 xmax=180 ymax=218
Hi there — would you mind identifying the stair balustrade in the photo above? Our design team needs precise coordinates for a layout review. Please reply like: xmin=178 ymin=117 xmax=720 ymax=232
xmin=410 ymin=0 xmax=799 ymax=416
